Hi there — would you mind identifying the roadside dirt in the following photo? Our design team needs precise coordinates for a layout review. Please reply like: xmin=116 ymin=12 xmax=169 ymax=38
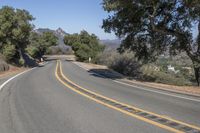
xmin=74 ymin=61 xmax=200 ymax=97
xmin=0 ymin=65 xmax=28 ymax=79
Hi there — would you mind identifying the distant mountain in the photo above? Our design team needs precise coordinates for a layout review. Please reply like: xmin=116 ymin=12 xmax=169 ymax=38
xmin=55 ymin=28 xmax=68 ymax=37
xmin=34 ymin=28 xmax=71 ymax=52
xmin=34 ymin=28 xmax=54 ymax=34
xmin=100 ymin=39 xmax=121 ymax=50
xmin=34 ymin=28 xmax=122 ymax=51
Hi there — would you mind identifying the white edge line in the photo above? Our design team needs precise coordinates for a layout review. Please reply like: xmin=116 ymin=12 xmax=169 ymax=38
xmin=72 ymin=61 xmax=200 ymax=102
xmin=0 ymin=67 xmax=36 ymax=91
xmin=73 ymin=62 xmax=89 ymax=71
xmin=0 ymin=61 xmax=50 ymax=91
xmin=113 ymin=80 xmax=200 ymax=102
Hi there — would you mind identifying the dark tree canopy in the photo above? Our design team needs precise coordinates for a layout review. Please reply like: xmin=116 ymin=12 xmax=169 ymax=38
xmin=102 ymin=0 xmax=200 ymax=61
xmin=102 ymin=0 xmax=200 ymax=85
xmin=27 ymin=32 xmax=58 ymax=59
xmin=0 ymin=6 xmax=34 ymax=64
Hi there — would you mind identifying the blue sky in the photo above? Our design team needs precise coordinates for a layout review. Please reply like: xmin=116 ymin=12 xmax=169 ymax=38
xmin=0 ymin=0 xmax=116 ymax=40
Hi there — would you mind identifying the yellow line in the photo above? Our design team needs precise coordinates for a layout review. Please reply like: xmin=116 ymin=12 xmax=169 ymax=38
xmin=58 ymin=60 xmax=200 ymax=131
xmin=55 ymin=60 xmax=200 ymax=133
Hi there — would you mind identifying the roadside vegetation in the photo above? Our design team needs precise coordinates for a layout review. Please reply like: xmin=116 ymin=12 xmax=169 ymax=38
xmin=101 ymin=0 xmax=200 ymax=86
xmin=0 ymin=2 xmax=199 ymax=87
xmin=96 ymin=50 xmax=195 ymax=86
xmin=0 ymin=6 xmax=58 ymax=70
xmin=26 ymin=32 xmax=58 ymax=61
xmin=47 ymin=46 xmax=73 ymax=55
xmin=64 ymin=30 xmax=105 ymax=62
xmin=0 ymin=6 xmax=34 ymax=65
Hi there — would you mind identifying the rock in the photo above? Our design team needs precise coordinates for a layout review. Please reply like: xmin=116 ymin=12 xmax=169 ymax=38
xmin=0 ymin=59 xmax=9 ymax=72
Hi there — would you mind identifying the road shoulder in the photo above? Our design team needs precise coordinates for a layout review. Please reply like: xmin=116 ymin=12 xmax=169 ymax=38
xmin=0 ymin=66 xmax=28 ymax=86
xmin=73 ymin=61 xmax=200 ymax=97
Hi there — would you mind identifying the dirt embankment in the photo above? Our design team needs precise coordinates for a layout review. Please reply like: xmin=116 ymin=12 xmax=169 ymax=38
xmin=0 ymin=65 xmax=28 ymax=79
xmin=0 ymin=58 xmax=28 ymax=79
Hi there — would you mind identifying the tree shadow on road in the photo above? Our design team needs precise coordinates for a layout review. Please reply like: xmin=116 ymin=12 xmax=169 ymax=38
xmin=88 ymin=69 xmax=124 ymax=80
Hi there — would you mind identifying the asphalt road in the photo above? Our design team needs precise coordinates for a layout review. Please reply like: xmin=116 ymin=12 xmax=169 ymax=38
xmin=0 ymin=74 xmax=16 ymax=85
xmin=0 ymin=60 xmax=199 ymax=133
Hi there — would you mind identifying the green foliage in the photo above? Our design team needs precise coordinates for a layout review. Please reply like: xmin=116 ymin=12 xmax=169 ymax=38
xmin=2 ymin=44 xmax=16 ymax=62
xmin=19 ymin=57 xmax=25 ymax=66
xmin=102 ymin=0 xmax=200 ymax=60
xmin=64 ymin=30 xmax=105 ymax=62
xmin=102 ymin=0 xmax=200 ymax=85
xmin=26 ymin=46 xmax=39 ymax=58
xmin=96 ymin=50 xmax=141 ymax=77
xmin=64 ymin=33 xmax=79 ymax=47
xmin=140 ymin=65 xmax=192 ymax=86
xmin=96 ymin=50 xmax=194 ymax=86
xmin=0 ymin=6 xmax=34 ymax=65
xmin=26 ymin=32 xmax=41 ymax=59
xmin=42 ymin=32 xmax=58 ymax=47
xmin=27 ymin=32 xmax=58 ymax=59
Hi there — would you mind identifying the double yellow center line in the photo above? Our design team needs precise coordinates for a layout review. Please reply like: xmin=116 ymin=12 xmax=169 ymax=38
xmin=55 ymin=60 xmax=200 ymax=133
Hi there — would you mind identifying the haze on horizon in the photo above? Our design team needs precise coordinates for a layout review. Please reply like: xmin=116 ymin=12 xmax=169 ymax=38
xmin=0 ymin=0 xmax=116 ymax=40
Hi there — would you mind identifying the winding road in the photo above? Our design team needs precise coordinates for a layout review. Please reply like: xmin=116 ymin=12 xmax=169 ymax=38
xmin=0 ymin=59 xmax=200 ymax=133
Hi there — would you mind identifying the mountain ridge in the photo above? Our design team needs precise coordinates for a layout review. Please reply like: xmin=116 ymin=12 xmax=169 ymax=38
xmin=34 ymin=28 xmax=70 ymax=52
xmin=35 ymin=28 xmax=121 ymax=51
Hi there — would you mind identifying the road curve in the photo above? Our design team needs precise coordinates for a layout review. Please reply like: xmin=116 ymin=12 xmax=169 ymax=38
xmin=61 ymin=60 xmax=200 ymax=125
xmin=0 ymin=60 xmax=199 ymax=133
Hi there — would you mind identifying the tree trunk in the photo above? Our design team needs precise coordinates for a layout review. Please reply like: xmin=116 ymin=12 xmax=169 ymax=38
xmin=18 ymin=48 xmax=25 ymax=66
xmin=192 ymin=59 xmax=200 ymax=86
xmin=187 ymin=56 xmax=200 ymax=86
xmin=194 ymin=67 xmax=200 ymax=86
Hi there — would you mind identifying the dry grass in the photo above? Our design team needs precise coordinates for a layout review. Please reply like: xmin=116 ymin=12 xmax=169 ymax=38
xmin=0 ymin=65 xmax=27 ymax=79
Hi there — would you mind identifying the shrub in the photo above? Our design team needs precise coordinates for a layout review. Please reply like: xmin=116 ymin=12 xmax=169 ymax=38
xmin=140 ymin=65 xmax=192 ymax=86
xmin=64 ymin=31 xmax=104 ymax=62
xmin=96 ymin=50 xmax=141 ymax=77
xmin=2 ymin=44 xmax=16 ymax=62
xmin=26 ymin=46 xmax=39 ymax=58
xmin=18 ymin=57 xmax=25 ymax=66
xmin=0 ymin=57 xmax=9 ymax=72
xmin=96 ymin=50 xmax=193 ymax=86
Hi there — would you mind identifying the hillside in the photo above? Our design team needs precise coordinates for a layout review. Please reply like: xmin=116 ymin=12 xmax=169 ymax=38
xmin=100 ymin=39 xmax=121 ymax=50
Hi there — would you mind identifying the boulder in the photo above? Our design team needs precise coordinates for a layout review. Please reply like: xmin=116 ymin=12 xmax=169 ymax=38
xmin=0 ymin=59 xmax=9 ymax=72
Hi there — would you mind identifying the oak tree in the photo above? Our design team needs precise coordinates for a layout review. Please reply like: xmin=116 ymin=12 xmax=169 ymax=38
xmin=102 ymin=0 xmax=200 ymax=86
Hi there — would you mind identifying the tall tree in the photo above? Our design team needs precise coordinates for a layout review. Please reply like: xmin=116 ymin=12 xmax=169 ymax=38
xmin=0 ymin=6 xmax=34 ymax=64
xmin=27 ymin=32 xmax=58 ymax=59
xmin=102 ymin=0 xmax=200 ymax=86
xmin=64 ymin=30 xmax=105 ymax=62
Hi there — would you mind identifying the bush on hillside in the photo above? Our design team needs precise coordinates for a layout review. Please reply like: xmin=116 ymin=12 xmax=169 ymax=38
xmin=96 ymin=50 xmax=194 ymax=86
xmin=2 ymin=44 xmax=16 ymax=62
xmin=46 ymin=46 xmax=73 ymax=55
xmin=0 ymin=58 xmax=9 ymax=72
xmin=96 ymin=51 xmax=141 ymax=77
xmin=140 ymin=65 xmax=192 ymax=86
